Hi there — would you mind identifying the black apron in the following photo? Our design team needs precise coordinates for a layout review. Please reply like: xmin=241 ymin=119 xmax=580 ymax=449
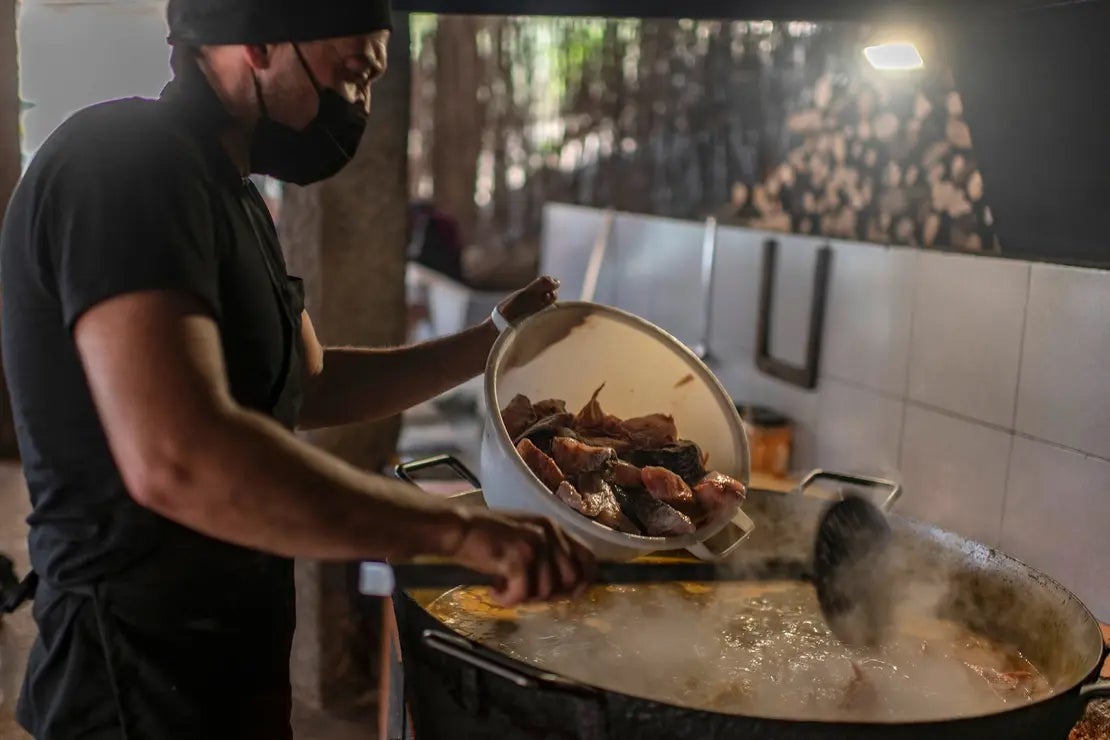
xmin=12 ymin=178 xmax=308 ymax=739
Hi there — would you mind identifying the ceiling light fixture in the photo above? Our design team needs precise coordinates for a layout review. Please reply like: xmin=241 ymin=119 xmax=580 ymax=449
xmin=863 ymin=41 xmax=925 ymax=71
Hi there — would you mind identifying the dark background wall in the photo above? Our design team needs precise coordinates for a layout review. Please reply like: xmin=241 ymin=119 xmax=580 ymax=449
xmin=410 ymin=16 xmax=1000 ymax=278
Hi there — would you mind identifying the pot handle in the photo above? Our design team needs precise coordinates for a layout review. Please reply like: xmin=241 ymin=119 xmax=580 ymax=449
xmin=1080 ymin=680 xmax=1110 ymax=702
xmin=796 ymin=469 xmax=902 ymax=513
xmin=1081 ymin=631 xmax=1110 ymax=702
xmin=394 ymin=454 xmax=482 ymax=489
xmin=684 ymin=507 xmax=757 ymax=562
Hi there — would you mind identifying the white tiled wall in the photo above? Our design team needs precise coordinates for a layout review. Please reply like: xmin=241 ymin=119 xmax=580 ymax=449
xmin=815 ymin=379 xmax=904 ymax=476
xmin=1001 ymin=438 xmax=1110 ymax=619
xmin=709 ymin=227 xmax=764 ymax=359
xmin=1015 ymin=264 xmax=1110 ymax=460
xmin=766 ymin=235 xmax=823 ymax=368
xmin=907 ymin=252 xmax=1030 ymax=429
xmin=539 ymin=204 xmax=1110 ymax=619
xmin=539 ymin=204 xmax=616 ymax=305
xmin=610 ymin=213 xmax=707 ymax=348
xmin=898 ymin=403 xmax=1012 ymax=548
xmin=820 ymin=243 xmax=915 ymax=397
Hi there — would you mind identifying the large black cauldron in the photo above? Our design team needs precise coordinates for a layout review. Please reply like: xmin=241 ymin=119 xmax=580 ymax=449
xmin=380 ymin=486 xmax=1108 ymax=740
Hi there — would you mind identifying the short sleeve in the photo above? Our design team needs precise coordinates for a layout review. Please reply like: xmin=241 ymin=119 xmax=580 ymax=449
xmin=45 ymin=124 xmax=222 ymax=330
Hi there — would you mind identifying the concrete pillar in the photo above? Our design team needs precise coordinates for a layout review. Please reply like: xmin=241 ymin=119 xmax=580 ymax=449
xmin=0 ymin=0 xmax=21 ymax=460
xmin=279 ymin=16 xmax=411 ymax=714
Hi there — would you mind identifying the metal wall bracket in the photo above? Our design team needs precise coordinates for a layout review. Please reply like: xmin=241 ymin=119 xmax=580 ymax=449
xmin=755 ymin=239 xmax=832 ymax=390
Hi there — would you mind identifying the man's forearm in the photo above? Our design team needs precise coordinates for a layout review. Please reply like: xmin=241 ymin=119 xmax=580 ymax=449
xmin=298 ymin=319 xmax=498 ymax=429
xmin=140 ymin=403 xmax=466 ymax=561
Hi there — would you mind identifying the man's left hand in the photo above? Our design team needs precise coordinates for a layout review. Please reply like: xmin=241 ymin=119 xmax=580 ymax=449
xmin=497 ymin=276 xmax=559 ymax=324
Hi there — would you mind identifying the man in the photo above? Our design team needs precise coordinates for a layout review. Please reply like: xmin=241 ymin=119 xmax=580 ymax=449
xmin=0 ymin=0 xmax=595 ymax=737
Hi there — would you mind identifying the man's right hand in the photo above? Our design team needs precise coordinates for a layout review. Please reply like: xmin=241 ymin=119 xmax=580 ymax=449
xmin=445 ymin=510 xmax=597 ymax=606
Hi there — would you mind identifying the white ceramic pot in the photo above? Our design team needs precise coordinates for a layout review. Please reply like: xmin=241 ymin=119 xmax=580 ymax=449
xmin=480 ymin=302 xmax=753 ymax=562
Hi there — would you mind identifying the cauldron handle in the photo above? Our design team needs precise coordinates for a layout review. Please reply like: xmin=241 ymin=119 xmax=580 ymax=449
xmin=422 ymin=629 xmax=608 ymax=738
xmin=1080 ymin=633 xmax=1110 ymax=702
xmin=1080 ymin=680 xmax=1110 ymax=702
xmin=796 ymin=470 xmax=902 ymax=513
xmin=395 ymin=455 xmax=482 ymax=489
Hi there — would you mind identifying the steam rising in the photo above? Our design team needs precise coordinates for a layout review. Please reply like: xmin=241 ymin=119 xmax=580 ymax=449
xmin=431 ymin=569 xmax=1051 ymax=722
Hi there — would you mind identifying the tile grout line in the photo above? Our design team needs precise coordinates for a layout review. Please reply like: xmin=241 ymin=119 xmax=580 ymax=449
xmin=820 ymin=372 xmax=906 ymax=402
xmin=1011 ymin=430 xmax=1110 ymax=465
xmin=896 ymin=251 xmax=920 ymax=469
xmin=902 ymin=398 xmax=1110 ymax=465
xmin=997 ymin=432 xmax=1018 ymax=548
xmin=1009 ymin=265 xmax=1034 ymax=433
xmin=997 ymin=265 xmax=1034 ymax=549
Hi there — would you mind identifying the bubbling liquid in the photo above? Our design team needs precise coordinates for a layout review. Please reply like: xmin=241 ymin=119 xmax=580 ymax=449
xmin=428 ymin=581 xmax=1052 ymax=722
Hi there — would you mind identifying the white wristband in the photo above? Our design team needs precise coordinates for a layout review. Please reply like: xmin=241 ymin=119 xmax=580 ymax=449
xmin=491 ymin=307 xmax=512 ymax=333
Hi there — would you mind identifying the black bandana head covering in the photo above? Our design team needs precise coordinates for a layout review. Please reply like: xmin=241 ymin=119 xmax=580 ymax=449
xmin=166 ymin=0 xmax=393 ymax=46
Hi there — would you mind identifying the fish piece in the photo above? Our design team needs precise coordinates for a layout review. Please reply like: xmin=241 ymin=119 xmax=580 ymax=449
xmin=963 ymin=663 xmax=1039 ymax=699
xmin=513 ymin=412 xmax=576 ymax=453
xmin=515 ymin=438 xmax=566 ymax=492
xmin=578 ymin=473 xmax=640 ymax=534
xmin=621 ymin=414 xmax=678 ymax=448
xmin=612 ymin=485 xmax=695 ymax=537
xmin=501 ymin=394 xmax=537 ymax=439
xmin=550 ymin=437 xmax=616 ymax=475
xmin=641 ymin=466 xmax=696 ymax=509
xmin=692 ymin=471 xmax=747 ymax=512
xmin=531 ymin=399 xmax=567 ymax=418
xmin=605 ymin=460 xmax=644 ymax=488
xmin=573 ymin=384 xmax=626 ymax=438
xmin=559 ymin=428 xmax=635 ymax=457
xmin=555 ymin=480 xmax=589 ymax=513
xmin=628 ymin=441 xmax=707 ymax=484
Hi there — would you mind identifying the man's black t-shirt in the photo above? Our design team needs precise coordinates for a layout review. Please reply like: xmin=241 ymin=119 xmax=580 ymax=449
xmin=2 ymin=59 xmax=307 ymax=737
xmin=0 ymin=67 xmax=299 ymax=594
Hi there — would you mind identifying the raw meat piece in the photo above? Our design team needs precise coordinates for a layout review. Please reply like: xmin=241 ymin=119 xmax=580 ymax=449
xmin=629 ymin=441 xmax=707 ymax=484
xmin=605 ymin=460 xmax=644 ymax=488
xmin=531 ymin=399 xmax=568 ymax=418
xmin=578 ymin=473 xmax=640 ymax=534
xmin=692 ymin=471 xmax=747 ymax=512
xmin=621 ymin=414 xmax=678 ymax=448
xmin=574 ymin=384 xmax=626 ymax=438
xmin=555 ymin=480 xmax=588 ymax=513
xmin=516 ymin=438 xmax=566 ymax=492
xmin=612 ymin=485 xmax=696 ymax=537
xmin=513 ymin=412 xmax=576 ymax=453
xmin=550 ymin=437 xmax=616 ymax=475
xmin=641 ymin=466 xmax=696 ymax=509
xmin=501 ymin=394 xmax=537 ymax=439
xmin=558 ymin=427 xmax=634 ymax=456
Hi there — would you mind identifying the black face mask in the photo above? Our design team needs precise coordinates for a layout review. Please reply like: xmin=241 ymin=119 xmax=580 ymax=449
xmin=250 ymin=44 xmax=369 ymax=185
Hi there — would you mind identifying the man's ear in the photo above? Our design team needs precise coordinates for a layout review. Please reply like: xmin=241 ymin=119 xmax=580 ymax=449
xmin=243 ymin=44 xmax=275 ymax=71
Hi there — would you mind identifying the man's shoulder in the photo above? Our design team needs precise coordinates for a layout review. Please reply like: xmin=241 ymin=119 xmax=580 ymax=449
xmin=29 ymin=97 xmax=209 ymax=192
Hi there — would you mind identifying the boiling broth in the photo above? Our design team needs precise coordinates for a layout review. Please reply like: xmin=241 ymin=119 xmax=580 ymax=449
xmin=428 ymin=581 xmax=1053 ymax=722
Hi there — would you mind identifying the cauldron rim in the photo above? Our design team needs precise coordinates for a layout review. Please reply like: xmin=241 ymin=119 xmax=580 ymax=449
xmin=399 ymin=491 xmax=1106 ymax=728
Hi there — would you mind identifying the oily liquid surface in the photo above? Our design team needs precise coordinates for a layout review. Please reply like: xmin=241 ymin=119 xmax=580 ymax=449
xmin=428 ymin=581 xmax=1052 ymax=722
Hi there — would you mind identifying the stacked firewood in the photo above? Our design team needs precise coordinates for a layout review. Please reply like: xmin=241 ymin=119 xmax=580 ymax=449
xmin=721 ymin=66 xmax=1001 ymax=252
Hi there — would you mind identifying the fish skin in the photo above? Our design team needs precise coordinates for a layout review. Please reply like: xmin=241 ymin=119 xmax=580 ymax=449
xmin=612 ymin=484 xmax=695 ymax=537
xmin=516 ymin=438 xmax=566 ymax=492
xmin=550 ymin=436 xmax=616 ymax=475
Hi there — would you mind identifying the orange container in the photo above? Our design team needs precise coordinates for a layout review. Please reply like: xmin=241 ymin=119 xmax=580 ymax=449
xmin=735 ymin=404 xmax=793 ymax=479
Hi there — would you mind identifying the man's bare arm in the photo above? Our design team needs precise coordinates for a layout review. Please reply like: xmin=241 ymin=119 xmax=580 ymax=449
xmin=297 ymin=276 xmax=557 ymax=430
xmin=298 ymin=321 xmax=497 ymax=430
xmin=72 ymin=289 xmax=595 ymax=605
xmin=75 ymin=290 xmax=463 ymax=561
